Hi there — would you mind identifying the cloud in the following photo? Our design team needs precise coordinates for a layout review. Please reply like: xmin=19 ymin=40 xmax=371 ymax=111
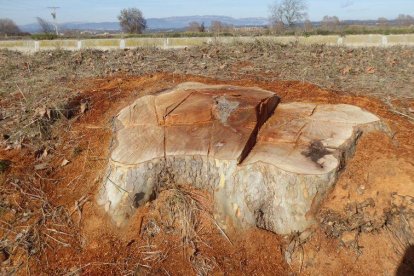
xmin=341 ymin=0 xmax=354 ymax=8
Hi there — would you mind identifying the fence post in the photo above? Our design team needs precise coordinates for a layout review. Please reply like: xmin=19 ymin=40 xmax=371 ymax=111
xmin=120 ymin=39 xmax=126 ymax=49
xmin=163 ymin=38 xmax=169 ymax=49
xmin=382 ymin=36 xmax=388 ymax=47
xmin=77 ymin=40 xmax=82 ymax=50
xmin=337 ymin=37 xmax=344 ymax=46
xmin=34 ymin=41 xmax=40 ymax=51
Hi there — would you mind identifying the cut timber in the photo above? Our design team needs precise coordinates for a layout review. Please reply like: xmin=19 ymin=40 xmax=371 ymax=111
xmin=98 ymin=82 xmax=383 ymax=235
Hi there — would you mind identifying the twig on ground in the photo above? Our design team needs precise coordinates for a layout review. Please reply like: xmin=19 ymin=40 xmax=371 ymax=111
xmin=69 ymin=195 xmax=90 ymax=224
xmin=16 ymin=84 xmax=27 ymax=102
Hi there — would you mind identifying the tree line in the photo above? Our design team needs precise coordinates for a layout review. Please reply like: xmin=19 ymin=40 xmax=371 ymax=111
xmin=1 ymin=0 xmax=414 ymax=36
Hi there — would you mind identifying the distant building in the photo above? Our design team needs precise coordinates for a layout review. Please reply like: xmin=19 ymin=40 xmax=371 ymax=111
xmin=234 ymin=26 xmax=266 ymax=32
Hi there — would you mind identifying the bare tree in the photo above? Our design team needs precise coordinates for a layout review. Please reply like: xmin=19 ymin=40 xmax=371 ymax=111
xmin=269 ymin=0 xmax=308 ymax=27
xmin=187 ymin=21 xmax=205 ymax=32
xmin=36 ymin=17 xmax=54 ymax=34
xmin=303 ymin=19 xmax=313 ymax=32
xmin=118 ymin=8 xmax=147 ymax=34
xmin=271 ymin=21 xmax=285 ymax=34
xmin=210 ymin=21 xmax=222 ymax=33
xmin=396 ymin=14 xmax=414 ymax=26
xmin=0 ymin=18 xmax=21 ymax=35
xmin=321 ymin=15 xmax=340 ymax=31
xmin=210 ymin=21 xmax=232 ymax=33
xmin=377 ymin=17 xmax=388 ymax=26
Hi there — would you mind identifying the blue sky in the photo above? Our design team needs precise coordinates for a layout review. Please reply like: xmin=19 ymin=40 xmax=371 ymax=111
xmin=0 ymin=0 xmax=413 ymax=25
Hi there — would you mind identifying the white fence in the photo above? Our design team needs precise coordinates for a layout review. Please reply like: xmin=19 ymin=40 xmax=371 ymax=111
xmin=1 ymin=34 xmax=413 ymax=52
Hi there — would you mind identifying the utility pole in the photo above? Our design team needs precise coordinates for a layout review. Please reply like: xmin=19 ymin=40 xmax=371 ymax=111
xmin=47 ymin=7 xmax=60 ymax=35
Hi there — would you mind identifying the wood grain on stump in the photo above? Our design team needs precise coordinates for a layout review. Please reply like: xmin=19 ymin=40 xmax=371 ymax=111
xmin=98 ymin=82 xmax=383 ymax=234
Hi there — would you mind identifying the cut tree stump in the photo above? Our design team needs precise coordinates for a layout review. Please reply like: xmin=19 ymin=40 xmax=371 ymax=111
xmin=98 ymin=82 xmax=384 ymax=234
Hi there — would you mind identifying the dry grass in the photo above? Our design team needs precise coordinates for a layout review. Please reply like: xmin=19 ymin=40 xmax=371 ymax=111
xmin=140 ymin=184 xmax=220 ymax=275
xmin=0 ymin=173 xmax=80 ymax=275
xmin=1 ymin=42 xmax=413 ymax=150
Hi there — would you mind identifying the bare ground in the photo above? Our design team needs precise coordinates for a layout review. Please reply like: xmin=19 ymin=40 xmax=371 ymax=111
xmin=0 ymin=42 xmax=413 ymax=275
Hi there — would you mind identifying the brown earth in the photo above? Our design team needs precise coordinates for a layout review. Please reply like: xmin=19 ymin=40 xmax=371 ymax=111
xmin=0 ymin=43 xmax=414 ymax=275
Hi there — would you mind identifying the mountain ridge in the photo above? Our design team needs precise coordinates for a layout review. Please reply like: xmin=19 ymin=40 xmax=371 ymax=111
xmin=20 ymin=15 xmax=269 ymax=33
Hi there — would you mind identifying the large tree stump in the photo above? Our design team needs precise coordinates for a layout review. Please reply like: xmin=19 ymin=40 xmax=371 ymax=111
xmin=98 ymin=82 xmax=383 ymax=234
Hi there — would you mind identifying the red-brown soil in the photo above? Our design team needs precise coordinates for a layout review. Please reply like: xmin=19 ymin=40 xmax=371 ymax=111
xmin=1 ymin=73 xmax=413 ymax=275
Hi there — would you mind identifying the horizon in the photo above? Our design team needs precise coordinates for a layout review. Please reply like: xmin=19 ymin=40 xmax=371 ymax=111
xmin=1 ymin=0 xmax=413 ymax=25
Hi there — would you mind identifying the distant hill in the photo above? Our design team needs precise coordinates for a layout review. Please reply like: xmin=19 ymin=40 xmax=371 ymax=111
xmin=147 ymin=15 xmax=268 ymax=29
xmin=20 ymin=16 xmax=398 ymax=33
xmin=20 ymin=15 xmax=269 ymax=33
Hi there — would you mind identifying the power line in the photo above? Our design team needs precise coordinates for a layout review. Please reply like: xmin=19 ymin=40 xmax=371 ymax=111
xmin=47 ymin=7 xmax=59 ymax=20
xmin=47 ymin=6 xmax=60 ymax=35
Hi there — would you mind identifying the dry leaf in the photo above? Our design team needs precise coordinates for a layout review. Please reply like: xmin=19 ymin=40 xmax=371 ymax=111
xmin=35 ymin=163 xmax=48 ymax=171
xmin=35 ymin=107 xmax=47 ymax=118
xmin=389 ymin=59 xmax=397 ymax=66
xmin=341 ymin=66 xmax=351 ymax=75
xmin=42 ymin=149 xmax=48 ymax=159
xmin=36 ymin=148 xmax=48 ymax=160
xmin=46 ymin=109 xmax=52 ymax=119
xmin=80 ymin=102 xmax=88 ymax=114
xmin=366 ymin=67 xmax=376 ymax=74
xmin=61 ymin=159 xmax=70 ymax=167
